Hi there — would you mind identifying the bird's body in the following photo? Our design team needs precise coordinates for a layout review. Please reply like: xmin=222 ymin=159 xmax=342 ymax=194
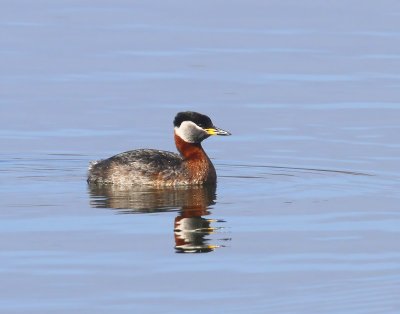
xmin=87 ymin=111 xmax=230 ymax=186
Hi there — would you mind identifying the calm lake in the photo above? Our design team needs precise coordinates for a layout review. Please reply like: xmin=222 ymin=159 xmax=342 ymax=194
xmin=1 ymin=1 xmax=400 ymax=313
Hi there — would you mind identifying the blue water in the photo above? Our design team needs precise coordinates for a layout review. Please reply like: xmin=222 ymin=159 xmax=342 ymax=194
xmin=1 ymin=1 xmax=400 ymax=313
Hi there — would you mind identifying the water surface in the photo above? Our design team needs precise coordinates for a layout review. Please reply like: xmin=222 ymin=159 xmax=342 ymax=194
xmin=1 ymin=1 xmax=400 ymax=313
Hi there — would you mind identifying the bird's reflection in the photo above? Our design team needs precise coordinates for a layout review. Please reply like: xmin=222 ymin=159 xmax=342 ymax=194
xmin=88 ymin=184 xmax=229 ymax=253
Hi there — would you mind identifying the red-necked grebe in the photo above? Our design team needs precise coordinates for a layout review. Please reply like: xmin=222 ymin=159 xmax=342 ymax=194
xmin=87 ymin=111 xmax=231 ymax=186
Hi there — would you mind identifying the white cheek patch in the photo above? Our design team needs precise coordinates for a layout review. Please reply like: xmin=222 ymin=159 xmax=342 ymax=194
xmin=175 ymin=121 xmax=205 ymax=143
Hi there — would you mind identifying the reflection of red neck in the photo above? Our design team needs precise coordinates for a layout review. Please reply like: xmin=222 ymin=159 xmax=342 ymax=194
xmin=180 ymin=206 xmax=209 ymax=218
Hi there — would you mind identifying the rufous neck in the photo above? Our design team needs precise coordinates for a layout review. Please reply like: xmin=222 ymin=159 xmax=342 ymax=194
xmin=174 ymin=132 xmax=207 ymax=160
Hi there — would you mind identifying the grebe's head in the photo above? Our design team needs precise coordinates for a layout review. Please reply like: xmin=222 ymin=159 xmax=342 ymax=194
xmin=174 ymin=111 xmax=231 ymax=143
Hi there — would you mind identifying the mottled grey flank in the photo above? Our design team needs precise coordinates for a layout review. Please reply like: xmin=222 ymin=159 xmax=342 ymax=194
xmin=88 ymin=149 xmax=189 ymax=186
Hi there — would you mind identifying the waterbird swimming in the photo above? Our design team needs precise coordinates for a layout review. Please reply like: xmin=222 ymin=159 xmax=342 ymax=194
xmin=87 ymin=111 xmax=231 ymax=186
